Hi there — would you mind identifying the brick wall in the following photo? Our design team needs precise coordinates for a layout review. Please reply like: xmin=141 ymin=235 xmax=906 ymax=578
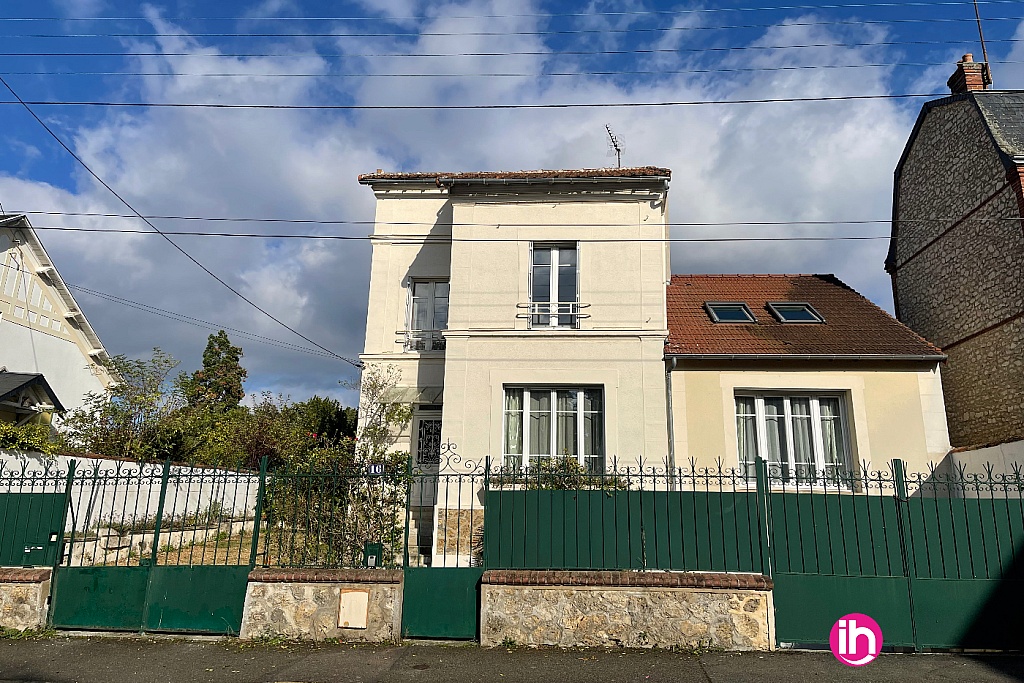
xmin=893 ymin=98 xmax=1024 ymax=445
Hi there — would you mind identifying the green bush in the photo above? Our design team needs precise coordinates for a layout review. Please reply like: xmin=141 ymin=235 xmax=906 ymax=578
xmin=0 ymin=423 xmax=57 ymax=455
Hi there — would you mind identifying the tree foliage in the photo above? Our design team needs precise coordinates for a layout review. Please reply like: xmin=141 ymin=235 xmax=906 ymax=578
xmin=58 ymin=344 xmax=367 ymax=473
xmin=182 ymin=331 xmax=247 ymax=411
xmin=60 ymin=348 xmax=186 ymax=461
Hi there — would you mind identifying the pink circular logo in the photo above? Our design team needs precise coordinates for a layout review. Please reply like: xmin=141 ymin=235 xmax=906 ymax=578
xmin=830 ymin=613 xmax=883 ymax=666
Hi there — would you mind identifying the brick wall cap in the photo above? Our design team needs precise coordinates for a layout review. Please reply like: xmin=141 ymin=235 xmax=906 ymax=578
xmin=481 ymin=570 xmax=772 ymax=591
xmin=0 ymin=567 xmax=51 ymax=583
xmin=248 ymin=568 xmax=403 ymax=584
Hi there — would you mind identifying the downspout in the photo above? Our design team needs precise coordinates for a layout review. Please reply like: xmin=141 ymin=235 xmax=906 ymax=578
xmin=665 ymin=357 xmax=677 ymax=480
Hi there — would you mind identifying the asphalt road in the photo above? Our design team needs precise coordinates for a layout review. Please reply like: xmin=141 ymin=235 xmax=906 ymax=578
xmin=0 ymin=637 xmax=1023 ymax=683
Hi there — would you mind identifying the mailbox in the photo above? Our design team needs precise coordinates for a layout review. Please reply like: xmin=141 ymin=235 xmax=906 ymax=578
xmin=362 ymin=542 xmax=383 ymax=568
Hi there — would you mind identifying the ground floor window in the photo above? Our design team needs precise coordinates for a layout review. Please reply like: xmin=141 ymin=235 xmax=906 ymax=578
xmin=503 ymin=387 xmax=604 ymax=471
xmin=735 ymin=393 xmax=850 ymax=480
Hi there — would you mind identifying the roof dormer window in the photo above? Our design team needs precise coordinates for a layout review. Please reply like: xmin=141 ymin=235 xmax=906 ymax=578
xmin=705 ymin=302 xmax=756 ymax=323
xmin=767 ymin=302 xmax=825 ymax=324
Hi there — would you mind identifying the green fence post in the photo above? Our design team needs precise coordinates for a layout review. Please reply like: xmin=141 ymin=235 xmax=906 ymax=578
xmin=891 ymin=458 xmax=919 ymax=649
xmin=57 ymin=460 xmax=76 ymax=567
xmin=403 ymin=454 xmax=413 ymax=569
xmin=248 ymin=456 xmax=269 ymax=568
xmin=149 ymin=459 xmax=172 ymax=566
xmin=754 ymin=456 xmax=772 ymax=578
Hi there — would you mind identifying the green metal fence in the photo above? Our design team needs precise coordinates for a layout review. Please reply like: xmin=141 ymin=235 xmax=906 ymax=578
xmin=483 ymin=458 xmax=767 ymax=572
xmin=481 ymin=456 xmax=1024 ymax=650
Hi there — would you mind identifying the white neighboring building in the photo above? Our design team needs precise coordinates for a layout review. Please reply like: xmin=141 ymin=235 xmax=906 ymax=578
xmin=0 ymin=214 xmax=114 ymax=414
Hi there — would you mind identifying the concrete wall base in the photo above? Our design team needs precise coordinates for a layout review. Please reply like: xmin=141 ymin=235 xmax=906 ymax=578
xmin=0 ymin=568 xmax=51 ymax=631
xmin=239 ymin=569 xmax=402 ymax=643
xmin=480 ymin=570 xmax=775 ymax=651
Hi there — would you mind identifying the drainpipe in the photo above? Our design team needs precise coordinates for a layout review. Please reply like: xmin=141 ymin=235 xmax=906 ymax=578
xmin=665 ymin=357 xmax=677 ymax=481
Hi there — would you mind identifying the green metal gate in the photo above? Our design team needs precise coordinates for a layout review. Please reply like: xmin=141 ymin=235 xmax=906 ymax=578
xmin=768 ymin=461 xmax=1024 ymax=650
xmin=402 ymin=567 xmax=483 ymax=639
xmin=0 ymin=487 xmax=70 ymax=567
xmin=47 ymin=458 xmax=266 ymax=635
xmin=400 ymin=465 xmax=485 ymax=640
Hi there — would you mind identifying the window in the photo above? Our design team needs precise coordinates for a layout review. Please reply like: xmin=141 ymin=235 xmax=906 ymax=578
xmin=735 ymin=393 xmax=850 ymax=481
xmin=530 ymin=244 xmax=579 ymax=328
xmin=705 ymin=302 xmax=756 ymax=323
xmin=503 ymin=387 xmax=604 ymax=471
xmin=766 ymin=302 xmax=825 ymax=323
xmin=407 ymin=280 xmax=449 ymax=351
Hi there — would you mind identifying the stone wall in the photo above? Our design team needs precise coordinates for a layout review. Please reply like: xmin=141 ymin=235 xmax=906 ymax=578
xmin=480 ymin=570 xmax=774 ymax=651
xmin=0 ymin=568 xmax=50 ymax=631
xmin=435 ymin=508 xmax=483 ymax=557
xmin=893 ymin=97 xmax=1024 ymax=446
xmin=240 ymin=569 xmax=402 ymax=642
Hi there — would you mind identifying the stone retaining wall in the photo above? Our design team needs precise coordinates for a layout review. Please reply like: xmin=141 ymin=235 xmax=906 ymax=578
xmin=239 ymin=569 xmax=402 ymax=643
xmin=0 ymin=568 xmax=51 ymax=631
xmin=480 ymin=570 xmax=774 ymax=651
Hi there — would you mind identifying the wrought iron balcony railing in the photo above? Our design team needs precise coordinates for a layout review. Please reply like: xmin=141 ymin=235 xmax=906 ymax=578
xmin=516 ymin=302 xmax=591 ymax=329
xmin=400 ymin=330 xmax=447 ymax=352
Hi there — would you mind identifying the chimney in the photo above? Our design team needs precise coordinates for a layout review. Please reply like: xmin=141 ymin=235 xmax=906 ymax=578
xmin=948 ymin=53 xmax=992 ymax=93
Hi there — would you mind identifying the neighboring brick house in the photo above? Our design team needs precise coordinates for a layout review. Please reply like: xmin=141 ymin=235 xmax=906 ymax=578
xmin=886 ymin=55 xmax=1024 ymax=447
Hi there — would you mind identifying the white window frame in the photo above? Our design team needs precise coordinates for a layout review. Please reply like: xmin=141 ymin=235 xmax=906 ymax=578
xmin=529 ymin=243 xmax=579 ymax=328
xmin=502 ymin=386 xmax=604 ymax=469
xmin=736 ymin=392 xmax=852 ymax=481
xmin=405 ymin=279 xmax=449 ymax=352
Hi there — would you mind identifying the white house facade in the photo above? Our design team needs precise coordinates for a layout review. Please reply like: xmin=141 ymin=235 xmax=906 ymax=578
xmin=0 ymin=215 xmax=114 ymax=415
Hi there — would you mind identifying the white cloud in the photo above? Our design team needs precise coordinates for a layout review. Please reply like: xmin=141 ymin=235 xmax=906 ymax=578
xmin=1 ymin=4 xmax=966 ymax=403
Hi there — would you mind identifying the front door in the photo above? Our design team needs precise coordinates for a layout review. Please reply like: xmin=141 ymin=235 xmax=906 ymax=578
xmin=409 ymin=415 xmax=442 ymax=566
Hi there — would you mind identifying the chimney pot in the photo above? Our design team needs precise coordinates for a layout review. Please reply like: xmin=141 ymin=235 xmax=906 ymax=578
xmin=962 ymin=53 xmax=974 ymax=63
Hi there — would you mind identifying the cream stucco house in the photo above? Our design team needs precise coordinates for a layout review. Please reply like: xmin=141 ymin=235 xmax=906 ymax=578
xmin=0 ymin=215 xmax=114 ymax=417
xmin=357 ymin=168 xmax=952 ymax=563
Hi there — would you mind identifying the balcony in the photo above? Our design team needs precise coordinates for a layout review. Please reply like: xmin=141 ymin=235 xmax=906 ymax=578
xmin=402 ymin=330 xmax=447 ymax=352
xmin=516 ymin=302 xmax=591 ymax=329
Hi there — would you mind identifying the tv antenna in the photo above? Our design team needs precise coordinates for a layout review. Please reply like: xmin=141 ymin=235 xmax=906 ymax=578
xmin=605 ymin=125 xmax=623 ymax=168
xmin=974 ymin=0 xmax=993 ymax=86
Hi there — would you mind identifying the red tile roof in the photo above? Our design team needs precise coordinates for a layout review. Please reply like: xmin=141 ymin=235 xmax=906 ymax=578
xmin=666 ymin=274 xmax=944 ymax=358
xmin=358 ymin=167 xmax=671 ymax=183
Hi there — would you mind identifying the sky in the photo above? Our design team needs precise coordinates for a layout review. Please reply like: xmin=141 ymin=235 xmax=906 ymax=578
xmin=1 ymin=0 xmax=1023 ymax=406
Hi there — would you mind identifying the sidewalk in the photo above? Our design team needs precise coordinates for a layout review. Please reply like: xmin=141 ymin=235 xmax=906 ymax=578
xmin=1 ymin=637 xmax=1023 ymax=683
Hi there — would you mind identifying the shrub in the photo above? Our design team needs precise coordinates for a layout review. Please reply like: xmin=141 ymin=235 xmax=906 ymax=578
xmin=0 ymin=423 xmax=57 ymax=455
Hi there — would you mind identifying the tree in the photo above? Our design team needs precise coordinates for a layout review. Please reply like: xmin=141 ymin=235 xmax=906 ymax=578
xmin=60 ymin=348 xmax=185 ymax=461
xmin=182 ymin=331 xmax=246 ymax=411
xmin=291 ymin=396 xmax=357 ymax=444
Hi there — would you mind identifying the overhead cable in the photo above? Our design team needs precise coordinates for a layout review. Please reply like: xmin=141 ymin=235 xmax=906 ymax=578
xmin=0 ymin=75 xmax=362 ymax=368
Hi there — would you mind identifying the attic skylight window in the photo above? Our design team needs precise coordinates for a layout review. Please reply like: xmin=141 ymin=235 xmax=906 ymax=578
xmin=705 ymin=302 xmax=756 ymax=324
xmin=767 ymin=302 xmax=825 ymax=324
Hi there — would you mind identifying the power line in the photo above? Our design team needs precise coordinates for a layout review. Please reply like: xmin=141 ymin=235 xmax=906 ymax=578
xmin=0 ymin=0 xmax=1020 ymax=21
xmin=8 ymin=60 xmax=1024 ymax=79
xmin=5 ymin=36 xmax=1022 ymax=59
xmin=0 ymin=257 xmax=342 ymax=359
xmin=66 ymin=284 xmax=343 ymax=360
xmin=16 ymin=211 xmax=1023 ymax=228
xmin=0 ymin=92 xmax=952 ymax=110
xmin=0 ymin=75 xmax=361 ymax=369
xmin=7 ymin=224 xmax=898 ymax=242
xmin=7 ymin=14 xmax=1024 ymax=38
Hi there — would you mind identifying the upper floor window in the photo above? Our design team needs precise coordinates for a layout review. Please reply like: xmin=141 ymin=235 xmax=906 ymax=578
xmin=735 ymin=393 xmax=850 ymax=482
xmin=407 ymin=280 xmax=448 ymax=351
xmin=530 ymin=243 xmax=579 ymax=328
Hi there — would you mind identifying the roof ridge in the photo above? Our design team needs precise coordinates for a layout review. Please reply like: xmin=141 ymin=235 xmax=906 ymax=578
xmin=670 ymin=273 xmax=827 ymax=279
